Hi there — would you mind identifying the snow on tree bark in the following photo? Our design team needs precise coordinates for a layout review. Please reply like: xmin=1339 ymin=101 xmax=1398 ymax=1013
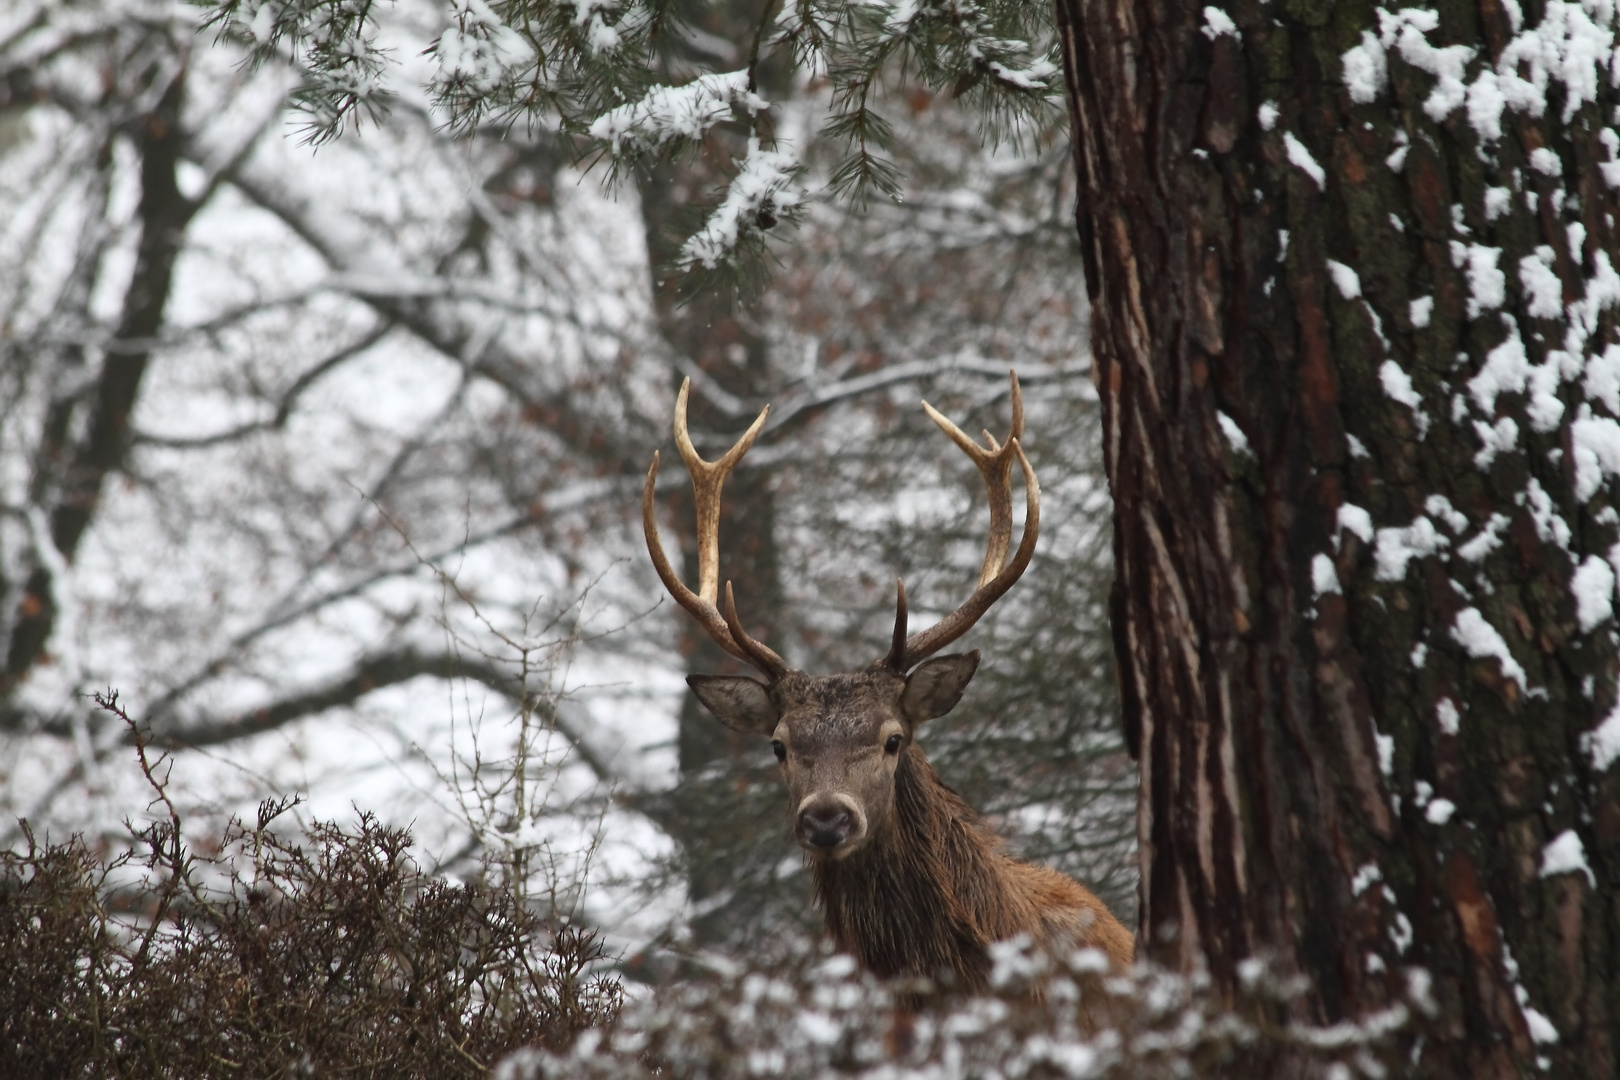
xmin=1057 ymin=0 xmax=1619 ymax=1072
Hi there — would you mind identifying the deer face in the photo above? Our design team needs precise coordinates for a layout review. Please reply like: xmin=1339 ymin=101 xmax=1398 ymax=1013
xmin=688 ymin=654 xmax=980 ymax=859
xmin=643 ymin=371 xmax=1037 ymax=857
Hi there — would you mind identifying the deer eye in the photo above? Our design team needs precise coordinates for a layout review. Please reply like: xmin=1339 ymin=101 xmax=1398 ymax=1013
xmin=884 ymin=733 xmax=903 ymax=754
xmin=771 ymin=740 xmax=786 ymax=762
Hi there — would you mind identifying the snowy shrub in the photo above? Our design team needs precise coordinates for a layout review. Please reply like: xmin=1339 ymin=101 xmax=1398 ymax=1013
xmin=497 ymin=937 xmax=1436 ymax=1080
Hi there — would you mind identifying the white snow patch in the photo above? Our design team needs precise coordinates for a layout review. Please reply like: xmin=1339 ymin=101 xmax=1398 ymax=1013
xmin=1338 ymin=504 xmax=1374 ymax=545
xmin=1375 ymin=516 xmax=1448 ymax=581
xmin=1374 ymin=731 xmax=1395 ymax=780
xmin=1202 ymin=7 xmax=1239 ymax=40
xmin=1582 ymin=700 xmax=1620 ymax=770
xmin=1326 ymin=260 xmax=1362 ymax=299
xmin=1312 ymin=553 xmax=1342 ymax=598
xmin=1346 ymin=433 xmax=1371 ymax=458
xmin=1519 ymin=247 xmax=1564 ymax=319
xmin=1571 ymin=413 xmax=1620 ymax=501
xmin=1539 ymin=829 xmax=1595 ymax=887
xmin=1585 ymin=343 xmax=1620 ymax=415
xmin=1217 ymin=410 xmax=1251 ymax=454
xmin=1435 ymin=697 xmax=1460 ymax=735
xmin=1469 ymin=329 xmax=1530 ymax=413
xmin=1342 ymin=30 xmax=1388 ymax=103
xmin=1524 ymin=1006 xmax=1560 ymax=1045
xmin=1377 ymin=9 xmax=1475 ymax=122
xmin=1425 ymin=798 xmax=1456 ymax=824
xmin=1351 ymin=862 xmax=1383 ymax=896
xmin=1450 ymin=607 xmax=1530 ymax=693
xmin=1412 ymin=642 xmax=1429 ymax=668
xmin=1380 ymin=361 xmax=1429 ymax=434
xmin=1484 ymin=186 xmax=1513 ymax=220
xmin=1284 ymin=133 xmax=1326 ymax=189
xmin=1424 ymin=494 xmax=1469 ymax=534
xmin=1530 ymin=147 xmax=1561 ymax=176
xmin=1457 ymin=513 xmax=1511 ymax=562
xmin=1572 ymin=555 xmax=1616 ymax=631
xmin=1566 ymin=252 xmax=1620 ymax=361
xmin=1523 ymin=478 xmax=1573 ymax=549
xmin=1391 ymin=911 xmax=1414 ymax=954
xmin=1460 ymin=244 xmax=1506 ymax=317
xmin=1409 ymin=296 xmax=1434 ymax=328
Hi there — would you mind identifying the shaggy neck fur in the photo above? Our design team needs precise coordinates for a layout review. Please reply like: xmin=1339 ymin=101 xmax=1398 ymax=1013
xmin=810 ymin=747 xmax=1045 ymax=992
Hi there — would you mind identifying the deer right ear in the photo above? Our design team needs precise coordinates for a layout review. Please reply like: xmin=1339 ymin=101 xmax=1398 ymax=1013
xmin=901 ymin=651 xmax=980 ymax=722
xmin=687 ymin=674 xmax=779 ymax=735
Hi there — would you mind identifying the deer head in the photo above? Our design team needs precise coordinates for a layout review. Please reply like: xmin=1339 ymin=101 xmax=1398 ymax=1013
xmin=643 ymin=372 xmax=1038 ymax=861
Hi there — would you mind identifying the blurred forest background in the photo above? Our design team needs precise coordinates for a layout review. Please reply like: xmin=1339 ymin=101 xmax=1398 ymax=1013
xmin=0 ymin=0 xmax=1132 ymax=971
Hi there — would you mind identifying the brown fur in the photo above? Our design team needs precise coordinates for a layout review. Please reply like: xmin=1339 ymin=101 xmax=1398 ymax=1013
xmin=687 ymin=661 xmax=1134 ymax=1021
xmin=811 ymin=745 xmax=1134 ymax=992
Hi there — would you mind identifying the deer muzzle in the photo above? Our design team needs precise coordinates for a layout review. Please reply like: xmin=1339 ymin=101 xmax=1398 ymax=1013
xmin=796 ymin=794 xmax=864 ymax=855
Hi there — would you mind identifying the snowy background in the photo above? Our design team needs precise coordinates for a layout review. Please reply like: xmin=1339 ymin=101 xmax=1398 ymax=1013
xmin=0 ymin=0 xmax=1131 ymax=966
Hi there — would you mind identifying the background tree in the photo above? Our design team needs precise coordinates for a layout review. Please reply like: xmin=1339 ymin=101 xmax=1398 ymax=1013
xmin=1058 ymin=0 xmax=1620 ymax=1073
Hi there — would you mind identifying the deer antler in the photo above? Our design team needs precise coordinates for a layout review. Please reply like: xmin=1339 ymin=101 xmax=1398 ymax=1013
xmin=881 ymin=370 xmax=1040 ymax=671
xmin=643 ymin=379 xmax=788 ymax=679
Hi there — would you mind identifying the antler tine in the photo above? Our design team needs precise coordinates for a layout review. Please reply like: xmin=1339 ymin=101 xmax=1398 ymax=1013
xmin=882 ymin=578 xmax=909 ymax=670
xmin=642 ymin=379 xmax=779 ymax=676
xmin=723 ymin=581 xmax=788 ymax=678
xmin=673 ymin=378 xmax=770 ymax=604
xmin=884 ymin=373 xmax=1040 ymax=670
xmin=643 ymin=452 xmax=749 ymax=665
xmin=919 ymin=371 xmax=1025 ymax=589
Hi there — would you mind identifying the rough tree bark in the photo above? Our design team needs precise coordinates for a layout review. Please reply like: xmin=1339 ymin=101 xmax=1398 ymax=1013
xmin=1057 ymin=0 xmax=1619 ymax=1074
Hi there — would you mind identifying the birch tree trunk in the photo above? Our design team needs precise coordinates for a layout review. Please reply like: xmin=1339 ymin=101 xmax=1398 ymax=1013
xmin=1056 ymin=0 xmax=1620 ymax=1072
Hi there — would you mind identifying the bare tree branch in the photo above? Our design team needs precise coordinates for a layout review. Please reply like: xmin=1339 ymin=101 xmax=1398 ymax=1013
xmin=10 ymin=646 xmax=620 ymax=784
xmin=131 ymin=320 xmax=394 ymax=449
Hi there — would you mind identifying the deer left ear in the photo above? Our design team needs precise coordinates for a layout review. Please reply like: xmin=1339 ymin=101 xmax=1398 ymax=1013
xmin=901 ymin=651 xmax=980 ymax=722
xmin=688 ymin=674 xmax=779 ymax=734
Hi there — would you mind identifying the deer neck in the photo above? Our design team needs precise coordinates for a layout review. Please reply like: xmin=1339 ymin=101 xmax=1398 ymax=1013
xmin=809 ymin=748 xmax=1018 ymax=991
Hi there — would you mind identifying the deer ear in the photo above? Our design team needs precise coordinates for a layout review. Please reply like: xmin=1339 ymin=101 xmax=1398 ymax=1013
xmin=901 ymin=651 xmax=980 ymax=722
xmin=687 ymin=674 xmax=778 ymax=735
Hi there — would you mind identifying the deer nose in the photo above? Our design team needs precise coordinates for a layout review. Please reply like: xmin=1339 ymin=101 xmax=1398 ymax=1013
xmin=797 ymin=800 xmax=854 ymax=849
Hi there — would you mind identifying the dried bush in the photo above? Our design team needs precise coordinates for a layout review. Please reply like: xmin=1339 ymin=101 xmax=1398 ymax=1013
xmin=0 ymin=698 xmax=620 ymax=1079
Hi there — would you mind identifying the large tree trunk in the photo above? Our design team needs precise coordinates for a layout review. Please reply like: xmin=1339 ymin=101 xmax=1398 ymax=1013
xmin=1057 ymin=0 xmax=1620 ymax=1073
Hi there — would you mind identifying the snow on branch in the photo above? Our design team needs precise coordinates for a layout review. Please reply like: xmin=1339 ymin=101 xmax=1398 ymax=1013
xmin=202 ymin=0 xmax=395 ymax=143
xmin=874 ymin=0 xmax=1059 ymax=95
xmin=433 ymin=0 xmax=538 ymax=95
xmin=588 ymin=70 xmax=768 ymax=155
xmin=678 ymin=138 xmax=805 ymax=270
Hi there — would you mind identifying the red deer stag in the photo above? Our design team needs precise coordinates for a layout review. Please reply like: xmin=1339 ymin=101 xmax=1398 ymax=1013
xmin=643 ymin=371 xmax=1134 ymax=999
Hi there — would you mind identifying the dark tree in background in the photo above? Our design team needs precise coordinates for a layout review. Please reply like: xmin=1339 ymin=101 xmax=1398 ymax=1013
xmin=630 ymin=0 xmax=798 ymax=951
xmin=1059 ymin=0 xmax=1619 ymax=1073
